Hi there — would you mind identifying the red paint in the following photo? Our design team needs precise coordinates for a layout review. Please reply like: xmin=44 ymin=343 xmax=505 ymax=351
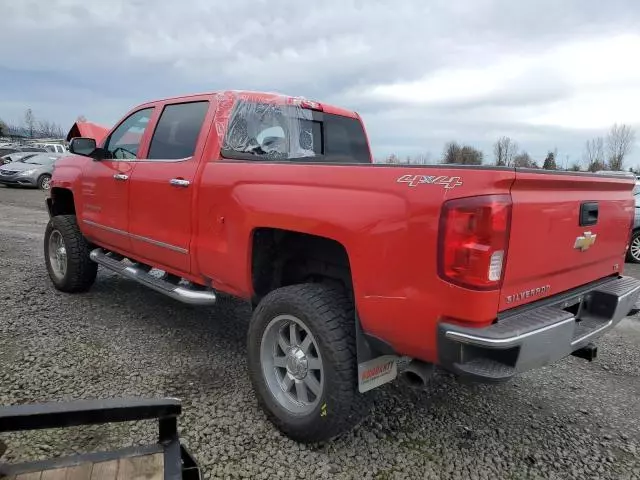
xmin=66 ymin=121 xmax=109 ymax=144
xmin=50 ymin=90 xmax=636 ymax=364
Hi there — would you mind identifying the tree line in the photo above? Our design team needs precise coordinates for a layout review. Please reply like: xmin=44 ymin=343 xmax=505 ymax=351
xmin=0 ymin=109 xmax=66 ymax=139
xmin=382 ymin=123 xmax=637 ymax=172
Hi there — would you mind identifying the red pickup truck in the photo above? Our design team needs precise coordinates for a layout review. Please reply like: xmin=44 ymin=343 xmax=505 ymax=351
xmin=45 ymin=90 xmax=640 ymax=443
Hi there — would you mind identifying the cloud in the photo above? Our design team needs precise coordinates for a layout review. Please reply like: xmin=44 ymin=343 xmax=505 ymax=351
xmin=1 ymin=0 xmax=639 ymax=165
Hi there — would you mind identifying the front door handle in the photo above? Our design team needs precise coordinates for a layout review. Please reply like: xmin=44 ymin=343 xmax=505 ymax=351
xmin=169 ymin=178 xmax=190 ymax=188
xmin=113 ymin=173 xmax=129 ymax=181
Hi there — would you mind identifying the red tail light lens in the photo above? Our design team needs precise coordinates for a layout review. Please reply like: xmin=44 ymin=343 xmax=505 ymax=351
xmin=438 ymin=194 xmax=512 ymax=290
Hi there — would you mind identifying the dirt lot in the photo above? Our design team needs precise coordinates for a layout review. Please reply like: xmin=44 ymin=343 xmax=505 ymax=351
xmin=1 ymin=185 xmax=640 ymax=480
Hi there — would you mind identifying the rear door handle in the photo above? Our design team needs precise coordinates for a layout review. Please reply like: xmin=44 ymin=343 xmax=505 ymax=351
xmin=113 ymin=173 xmax=129 ymax=181
xmin=169 ymin=178 xmax=190 ymax=188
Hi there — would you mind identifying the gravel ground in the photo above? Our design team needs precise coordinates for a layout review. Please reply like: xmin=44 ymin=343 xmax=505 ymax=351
xmin=1 ymin=185 xmax=640 ymax=480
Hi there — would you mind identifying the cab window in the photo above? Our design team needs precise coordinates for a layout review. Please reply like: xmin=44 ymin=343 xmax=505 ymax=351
xmin=104 ymin=108 xmax=154 ymax=160
xmin=147 ymin=101 xmax=209 ymax=160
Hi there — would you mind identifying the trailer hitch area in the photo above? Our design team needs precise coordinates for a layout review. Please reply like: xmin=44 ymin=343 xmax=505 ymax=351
xmin=571 ymin=343 xmax=598 ymax=362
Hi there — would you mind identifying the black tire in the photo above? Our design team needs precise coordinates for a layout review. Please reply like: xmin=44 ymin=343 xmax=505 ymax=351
xmin=247 ymin=283 xmax=371 ymax=443
xmin=38 ymin=174 xmax=52 ymax=190
xmin=627 ymin=230 xmax=640 ymax=263
xmin=44 ymin=214 xmax=98 ymax=292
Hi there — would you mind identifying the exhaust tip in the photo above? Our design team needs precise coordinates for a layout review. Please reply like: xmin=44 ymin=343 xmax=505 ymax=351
xmin=402 ymin=371 xmax=426 ymax=388
xmin=399 ymin=360 xmax=434 ymax=389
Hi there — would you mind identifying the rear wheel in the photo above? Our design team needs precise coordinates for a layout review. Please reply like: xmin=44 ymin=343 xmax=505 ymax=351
xmin=247 ymin=283 xmax=371 ymax=443
xmin=627 ymin=230 xmax=640 ymax=263
xmin=44 ymin=214 xmax=98 ymax=292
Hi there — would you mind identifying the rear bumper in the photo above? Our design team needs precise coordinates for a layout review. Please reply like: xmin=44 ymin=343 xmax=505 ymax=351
xmin=438 ymin=276 xmax=640 ymax=382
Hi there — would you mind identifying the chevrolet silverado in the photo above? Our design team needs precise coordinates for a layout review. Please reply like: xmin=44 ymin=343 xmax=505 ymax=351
xmin=44 ymin=90 xmax=640 ymax=442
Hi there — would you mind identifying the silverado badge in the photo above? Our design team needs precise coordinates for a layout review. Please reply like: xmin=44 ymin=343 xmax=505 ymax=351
xmin=574 ymin=231 xmax=597 ymax=252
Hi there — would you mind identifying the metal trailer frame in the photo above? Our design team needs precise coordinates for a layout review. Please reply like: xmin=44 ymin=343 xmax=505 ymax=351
xmin=0 ymin=397 xmax=200 ymax=480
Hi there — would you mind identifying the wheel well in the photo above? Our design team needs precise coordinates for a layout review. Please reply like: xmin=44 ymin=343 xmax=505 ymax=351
xmin=49 ymin=188 xmax=76 ymax=216
xmin=251 ymin=228 xmax=353 ymax=304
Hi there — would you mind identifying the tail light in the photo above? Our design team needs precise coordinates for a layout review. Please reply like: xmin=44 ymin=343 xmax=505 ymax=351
xmin=438 ymin=194 xmax=512 ymax=290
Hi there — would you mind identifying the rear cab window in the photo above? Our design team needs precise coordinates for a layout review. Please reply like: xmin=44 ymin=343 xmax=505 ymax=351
xmin=221 ymin=100 xmax=371 ymax=164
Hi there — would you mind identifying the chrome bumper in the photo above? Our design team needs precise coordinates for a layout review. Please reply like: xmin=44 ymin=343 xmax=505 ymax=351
xmin=438 ymin=276 xmax=640 ymax=382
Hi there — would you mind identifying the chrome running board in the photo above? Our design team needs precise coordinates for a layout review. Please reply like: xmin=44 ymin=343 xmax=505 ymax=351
xmin=89 ymin=248 xmax=217 ymax=306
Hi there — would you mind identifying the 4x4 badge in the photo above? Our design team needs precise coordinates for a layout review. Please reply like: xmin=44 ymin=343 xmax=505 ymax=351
xmin=574 ymin=231 xmax=597 ymax=251
xmin=397 ymin=174 xmax=463 ymax=189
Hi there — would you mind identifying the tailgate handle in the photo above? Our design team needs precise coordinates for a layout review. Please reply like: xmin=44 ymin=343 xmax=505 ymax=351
xmin=580 ymin=202 xmax=598 ymax=226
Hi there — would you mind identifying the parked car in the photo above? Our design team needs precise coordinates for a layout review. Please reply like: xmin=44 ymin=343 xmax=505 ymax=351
xmin=626 ymin=183 xmax=640 ymax=263
xmin=32 ymin=142 xmax=68 ymax=154
xmin=1 ymin=152 xmax=38 ymax=165
xmin=20 ymin=146 xmax=48 ymax=153
xmin=44 ymin=90 xmax=640 ymax=443
xmin=0 ymin=145 xmax=47 ymax=158
xmin=0 ymin=152 xmax=63 ymax=190
xmin=0 ymin=147 xmax=19 ymax=157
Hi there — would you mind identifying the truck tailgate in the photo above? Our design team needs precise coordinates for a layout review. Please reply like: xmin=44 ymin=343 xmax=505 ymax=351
xmin=499 ymin=171 xmax=635 ymax=311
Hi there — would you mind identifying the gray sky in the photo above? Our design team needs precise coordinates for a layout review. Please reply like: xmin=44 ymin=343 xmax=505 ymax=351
xmin=1 ymin=0 xmax=639 ymax=167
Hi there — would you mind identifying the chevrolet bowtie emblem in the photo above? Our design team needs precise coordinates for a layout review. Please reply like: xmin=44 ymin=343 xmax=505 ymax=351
xmin=574 ymin=231 xmax=597 ymax=251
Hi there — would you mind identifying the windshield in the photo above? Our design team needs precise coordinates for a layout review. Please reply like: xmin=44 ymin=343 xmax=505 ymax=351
xmin=23 ymin=155 xmax=58 ymax=165
xmin=221 ymin=100 xmax=371 ymax=163
xmin=12 ymin=153 xmax=37 ymax=162
xmin=634 ymin=184 xmax=640 ymax=196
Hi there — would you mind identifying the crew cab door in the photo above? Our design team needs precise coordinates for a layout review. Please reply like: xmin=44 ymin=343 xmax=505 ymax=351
xmin=79 ymin=107 xmax=155 ymax=253
xmin=127 ymin=99 xmax=211 ymax=274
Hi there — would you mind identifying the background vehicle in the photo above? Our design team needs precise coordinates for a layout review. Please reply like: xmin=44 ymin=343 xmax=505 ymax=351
xmin=0 ymin=147 xmax=19 ymax=157
xmin=1 ymin=152 xmax=38 ymax=165
xmin=32 ymin=142 xmax=68 ymax=153
xmin=20 ymin=146 xmax=48 ymax=153
xmin=0 ymin=152 xmax=63 ymax=190
xmin=44 ymin=90 xmax=640 ymax=443
xmin=0 ymin=145 xmax=47 ymax=158
xmin=627 ymin=182 xmax=640 ymax=263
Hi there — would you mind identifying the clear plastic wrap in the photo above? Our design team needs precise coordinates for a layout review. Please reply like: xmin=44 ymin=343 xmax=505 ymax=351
xmin=215 ymin=91 xmax=371 ymax=164
xmin=219 ymin=93 xmax=319 ymax=161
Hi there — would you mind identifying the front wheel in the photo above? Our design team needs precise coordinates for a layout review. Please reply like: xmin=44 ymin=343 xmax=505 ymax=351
xmin=627 ymin=230 xmax=640 ymax=264
xmin=38 ymin=174 xmax=52 ymax=190
xmin=44 ymin=215 xmax=98 ymax=292
xmin=247 ymin=283 xmax=371 ymax=443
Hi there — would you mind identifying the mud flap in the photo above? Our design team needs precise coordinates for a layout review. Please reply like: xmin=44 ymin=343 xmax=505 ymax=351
xmin=358 ymin=355 xmax=398 ymax=393
xmin=355 ymin=313 xmax=400 ymax=393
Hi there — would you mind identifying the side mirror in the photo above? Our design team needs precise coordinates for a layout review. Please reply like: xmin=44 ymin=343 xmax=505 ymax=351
xmin=69 ymin=137 xmax=97 ymax=157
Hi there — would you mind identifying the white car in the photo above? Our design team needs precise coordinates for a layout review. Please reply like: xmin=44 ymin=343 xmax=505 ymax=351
xmin=31 ymin=143 xmax=68 ymax=154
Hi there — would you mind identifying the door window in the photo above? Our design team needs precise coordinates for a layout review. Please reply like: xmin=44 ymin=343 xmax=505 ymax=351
xmin=104 ymin=108 xmax=154 ymax=160
xmin=147 ymin=101 xmax=209 ymax=160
